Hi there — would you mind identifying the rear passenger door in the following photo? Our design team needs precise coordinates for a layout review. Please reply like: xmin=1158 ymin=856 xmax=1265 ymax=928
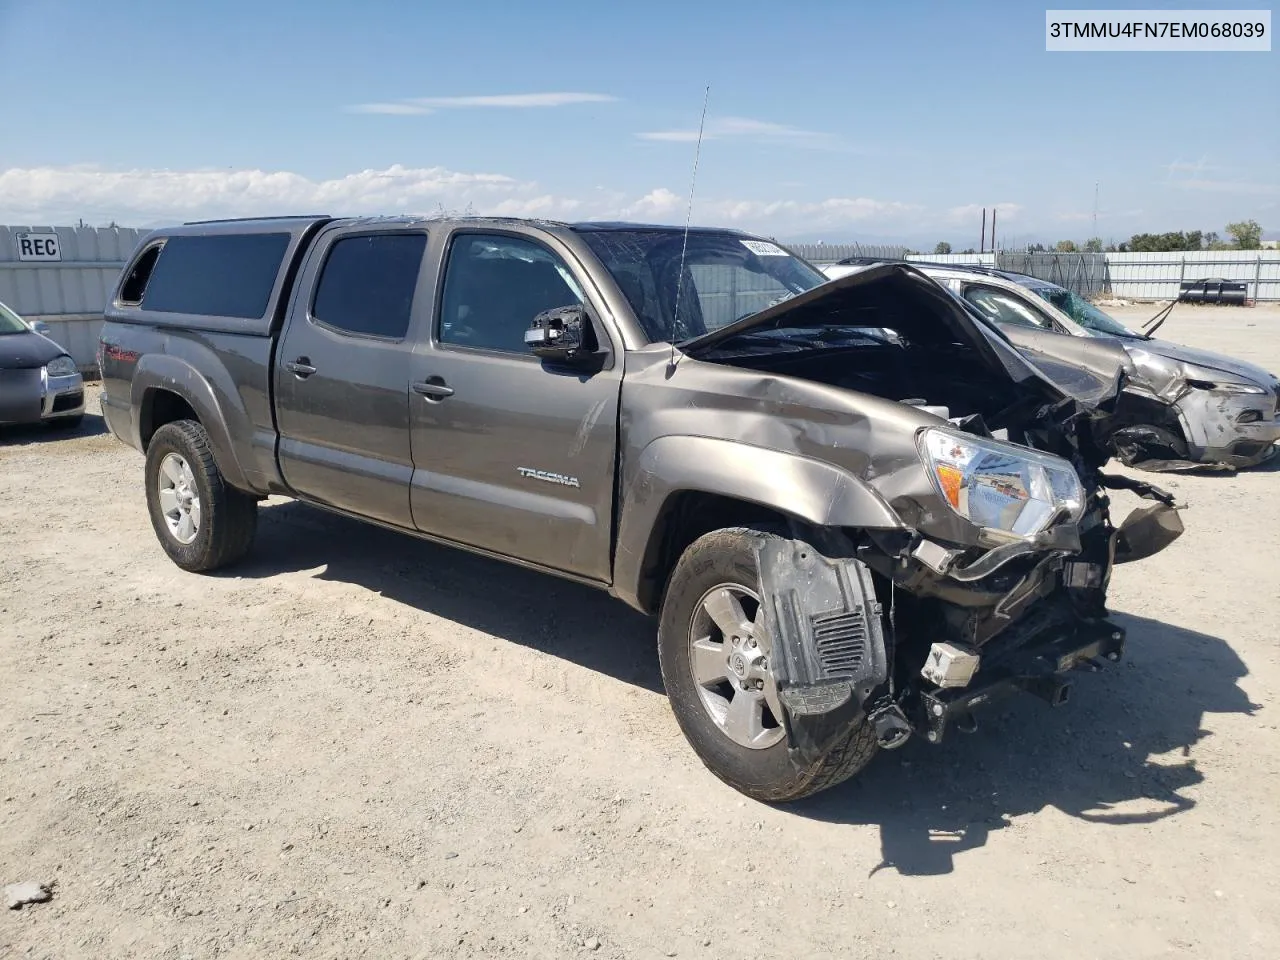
xmin=274 ymin=226 xmax=428 ymax=527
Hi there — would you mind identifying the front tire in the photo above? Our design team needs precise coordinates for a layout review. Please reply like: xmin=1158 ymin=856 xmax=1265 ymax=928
xmin=658 ymin=526 xmax=878 ymax=802
xmin=144 ymin=419 xmax=257 ymax=572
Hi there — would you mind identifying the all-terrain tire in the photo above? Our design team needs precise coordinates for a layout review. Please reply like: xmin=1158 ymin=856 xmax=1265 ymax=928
xmin=658 ymin=526 xmax=878 ymax=802
xmin=144 ymin=419 xmax=257 ymax=572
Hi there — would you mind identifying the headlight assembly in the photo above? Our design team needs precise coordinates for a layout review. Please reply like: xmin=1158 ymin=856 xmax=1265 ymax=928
xmin=1181 ymin=363 xmax=1267 ymax=395
xmin=44 ymin=356 xmax=77 ymax=377
xmin=918 ymin=427 xmax=1085 ymax=542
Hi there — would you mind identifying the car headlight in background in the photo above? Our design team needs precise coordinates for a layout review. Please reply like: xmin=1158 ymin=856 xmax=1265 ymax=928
xmin=919 ymin=427 xmax=1085 ymax=542
xmin=44 ymin=356 xmax=77 ymax=377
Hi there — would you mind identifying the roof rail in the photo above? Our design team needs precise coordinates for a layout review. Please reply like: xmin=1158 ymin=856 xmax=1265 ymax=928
xmin=182 ymin=214 xmax=331 ymax=225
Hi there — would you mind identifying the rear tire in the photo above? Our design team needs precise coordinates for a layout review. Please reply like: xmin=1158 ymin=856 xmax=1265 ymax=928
xmin=658 ymin=526 xmax=878 ymax=802
xmin=144 ymin=419 xmax=257 ymax=572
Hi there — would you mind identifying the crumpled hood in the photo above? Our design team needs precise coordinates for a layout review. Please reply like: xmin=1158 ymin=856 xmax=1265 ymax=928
xmin=0 ymin=330 xmax=66 ymax=370
xmin=683 ymin=263 xmax=1126 ymax=412
xmin=1128 ymin=337 xmax=1278 ymax=388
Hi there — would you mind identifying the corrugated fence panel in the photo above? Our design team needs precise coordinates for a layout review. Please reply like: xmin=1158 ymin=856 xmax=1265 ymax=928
xmin=0 ymin=224 xmax=143 ymax=318
xmin=1102 ymin=251 xmax=1280 ymax=301
xmin=906 ymin=253 xmax=997 ymax=267
xmin=789 ymin=243 xmax=911 ymax=264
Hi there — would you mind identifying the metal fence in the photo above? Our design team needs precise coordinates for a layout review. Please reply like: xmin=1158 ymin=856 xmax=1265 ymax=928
xmin=902 ymin=249 xmax=1280 ymax=301
xmin=0 ymin=225 xmax=145 ymax=316
xmin=788 ymin=242 xmax=911 ymax=264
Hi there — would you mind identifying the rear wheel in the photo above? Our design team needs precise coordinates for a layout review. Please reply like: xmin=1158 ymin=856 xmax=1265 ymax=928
xmin=658 ymin=526 xmax=877 ymax=802
xmin=144 ymin=419 xmax=257 ymax=572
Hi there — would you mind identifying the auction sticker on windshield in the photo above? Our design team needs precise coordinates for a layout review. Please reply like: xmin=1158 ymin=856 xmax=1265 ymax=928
xmin=741 ymin=240 xmax=788 ymax=257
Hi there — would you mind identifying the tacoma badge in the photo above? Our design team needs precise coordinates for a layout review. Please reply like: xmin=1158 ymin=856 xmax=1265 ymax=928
xmin=517 ymin=467 xmax=581 ymax=489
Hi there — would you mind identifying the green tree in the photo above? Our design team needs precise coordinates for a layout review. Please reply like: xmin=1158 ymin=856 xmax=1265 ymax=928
xmin=933 ymin=241 xmax=952 ymax=255
xmin=1055 ymin=240 xmax=1079 ymax=253
xmin=1225 ymin=219 xmax=1262 ymax=249
xmin=1084 ymin=238 xmax=1103 ymax=253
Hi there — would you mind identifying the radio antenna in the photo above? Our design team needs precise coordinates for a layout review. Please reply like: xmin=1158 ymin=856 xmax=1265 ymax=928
xmin=670 ymin=83 xmax=711 ymax=369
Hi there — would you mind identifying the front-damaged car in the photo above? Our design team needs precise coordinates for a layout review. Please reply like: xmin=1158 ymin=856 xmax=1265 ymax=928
xmin=579 ymin=229 xmax=1184 ymax=800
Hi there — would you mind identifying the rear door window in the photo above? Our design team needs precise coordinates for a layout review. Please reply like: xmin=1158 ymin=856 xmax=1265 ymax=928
xmin=141 ymin=234 xmax=290 ymax=318
xmin=311 ymin=233 xmax=428 ymax=339
xmin=962 ymin=284 xmax=1057 ymax=330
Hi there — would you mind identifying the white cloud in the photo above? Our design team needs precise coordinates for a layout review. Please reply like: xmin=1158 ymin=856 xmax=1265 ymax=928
xmin=706 ymin=196 xmax=920 ymax=227
xmin=0 ymin=164 xmax=522 ymax=224
xmin=622 ymin=188 xmax=684 ymax=218
xmin=0 ymin=164 xmax=920 ymax=235
xmin=637 ymin=115 xmax=833 ymax=147
xmin=349 ymin=92 xmax=616 ymax=114
xmin=946 ymin=202 xmax=1022 ymax=224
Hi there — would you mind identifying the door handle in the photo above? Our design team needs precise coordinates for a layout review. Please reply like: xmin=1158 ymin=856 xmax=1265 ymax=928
xmin=412 ymin=378 xmax=454 ymax=399
xmin=286 ymin=358 xmax=317 ymax=378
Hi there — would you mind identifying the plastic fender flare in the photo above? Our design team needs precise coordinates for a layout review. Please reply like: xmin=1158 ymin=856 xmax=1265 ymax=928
xmin=130 ymin=355 xmax=251 ymax=492
xmin=612 ymin=435 xmax=903 ymax=611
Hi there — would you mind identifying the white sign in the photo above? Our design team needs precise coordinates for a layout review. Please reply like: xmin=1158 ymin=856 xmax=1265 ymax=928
xmin=15 ymin=233 xmax=62 ymax=262
xmin=741 ymin=239 xmax=788 ymax=257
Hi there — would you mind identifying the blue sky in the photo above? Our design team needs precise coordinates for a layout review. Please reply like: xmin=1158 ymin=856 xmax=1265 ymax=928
xmin=1 ymin=0 xmax=1276 ymax=244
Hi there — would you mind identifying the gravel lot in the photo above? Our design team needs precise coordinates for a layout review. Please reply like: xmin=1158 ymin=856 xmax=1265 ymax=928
xmin=3 ymin=304 xmax=1278 ymax=960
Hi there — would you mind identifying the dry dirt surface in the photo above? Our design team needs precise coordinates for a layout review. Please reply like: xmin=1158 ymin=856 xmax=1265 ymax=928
xmin=3 ymin=305 xmax=1279 ymax=960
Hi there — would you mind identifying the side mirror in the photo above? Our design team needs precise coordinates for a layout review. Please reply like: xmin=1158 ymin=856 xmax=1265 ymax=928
xmin=31 ymin=320 xmax=52 ymax=337
xmin=525 ymin=304 xmax=597 ymax=365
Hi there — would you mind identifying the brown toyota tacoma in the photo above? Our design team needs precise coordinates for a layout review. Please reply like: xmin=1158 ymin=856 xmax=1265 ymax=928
xmin=98 ymin=216 xmax=1183 ymax=801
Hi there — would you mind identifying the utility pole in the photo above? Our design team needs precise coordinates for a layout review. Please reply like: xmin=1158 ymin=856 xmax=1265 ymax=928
xmin=980 ymin=208 xmax=986 ymax=254
xmin=991 ymin=208 xmax=997 ymax=256
xmin=1092 ymin=181 xmax=1099 ymax=244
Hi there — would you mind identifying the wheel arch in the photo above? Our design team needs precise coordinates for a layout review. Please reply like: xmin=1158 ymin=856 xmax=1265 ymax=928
xmin=131 ymin=355 xmax=251 ymax=492
xmin=613 ymin=435 xmax=903 ymax=614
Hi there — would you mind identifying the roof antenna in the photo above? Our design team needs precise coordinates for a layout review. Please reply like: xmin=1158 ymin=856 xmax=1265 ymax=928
xmin=670 ymin=83 xmax=711 ymax=371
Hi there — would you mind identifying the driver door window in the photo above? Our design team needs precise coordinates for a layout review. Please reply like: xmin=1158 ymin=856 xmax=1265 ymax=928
xmin=438 ymin=234 xmax=584 ymax=353
xmin=963 ymin=284 xmax=1056 ymax=330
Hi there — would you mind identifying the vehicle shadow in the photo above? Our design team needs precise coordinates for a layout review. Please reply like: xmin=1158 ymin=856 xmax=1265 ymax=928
xmin=790 ymin=613 xmax=1256 ymax=875
xmin=234 ymin=503 xmax=1254 ymax=873
xmin=231 ymin=500 xmax=663 ymax=693
xmin=0 ymin=410 xmax=108 ymax=445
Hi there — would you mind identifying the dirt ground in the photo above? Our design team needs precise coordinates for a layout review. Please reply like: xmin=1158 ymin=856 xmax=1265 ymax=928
xmin=3 ymin=304 xmax=1279 ymax=960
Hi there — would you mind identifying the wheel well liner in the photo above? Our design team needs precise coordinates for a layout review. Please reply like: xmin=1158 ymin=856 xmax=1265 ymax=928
xmin=140 ymin=388 xmax=199 ymax=447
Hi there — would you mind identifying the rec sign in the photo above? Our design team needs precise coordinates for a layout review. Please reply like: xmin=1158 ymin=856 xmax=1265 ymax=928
xmin=15 ymin=233 xmax=62 ymax=262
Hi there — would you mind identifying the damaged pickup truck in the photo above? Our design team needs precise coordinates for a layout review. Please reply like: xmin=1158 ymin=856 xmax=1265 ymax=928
xmin=98 ymin=217 xmax=1183 ymax=801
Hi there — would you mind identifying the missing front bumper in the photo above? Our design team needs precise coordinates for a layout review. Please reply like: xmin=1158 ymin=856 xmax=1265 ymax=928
xmin=916 ymin=615 xmax=1125 ymax=744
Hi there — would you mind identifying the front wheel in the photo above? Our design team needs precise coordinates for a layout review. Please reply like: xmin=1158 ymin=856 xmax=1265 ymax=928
xmin=144 ymin=419 xmax=257 ymax=572
xmin=658 ymin=526 xmax=877 ymax=802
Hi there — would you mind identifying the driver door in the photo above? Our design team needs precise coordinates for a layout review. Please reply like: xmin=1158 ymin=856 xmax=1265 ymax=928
xmin=407 ymin=229 xmax=622 ymax=580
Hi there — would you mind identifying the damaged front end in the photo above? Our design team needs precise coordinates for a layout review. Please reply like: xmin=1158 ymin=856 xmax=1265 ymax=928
xmin=757 ymin=466 xmax=1182 ymax=761
xmin=1111 ymin=345 xmax=1280 ymax=471
xmin=671 ymin=263 xmax=1187 ymax=771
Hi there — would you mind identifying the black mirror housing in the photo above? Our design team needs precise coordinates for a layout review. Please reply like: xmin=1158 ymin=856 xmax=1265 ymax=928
xmin=525 ymin=305 xmax=597 ymax=365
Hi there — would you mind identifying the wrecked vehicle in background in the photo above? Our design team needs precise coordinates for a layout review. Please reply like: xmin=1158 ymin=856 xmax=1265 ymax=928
xmin=99 ymin=217 xmax=1182 ymax=802
xmin=825 ymin=259 xmax=1280 ymax=471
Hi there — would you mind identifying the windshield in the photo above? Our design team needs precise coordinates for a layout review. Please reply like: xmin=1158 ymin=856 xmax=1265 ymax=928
xmin=576 ymin=229 xmax=828 ymax=343
xmin=0 ymin=301 xmax=30 ymax=334
xmin=1028 ymin=284 xmax=1142 ymax=338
